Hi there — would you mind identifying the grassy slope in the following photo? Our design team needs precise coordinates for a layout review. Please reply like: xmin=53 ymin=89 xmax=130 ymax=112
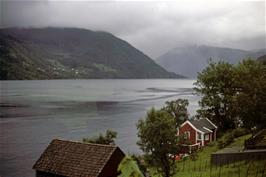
xmin=195 ymin=134 xmax=251 ymax=161
xmin=173 ymin=134 xmax=266 ymax=177
xmin=151 ymin=134 xmax=266 ymax=177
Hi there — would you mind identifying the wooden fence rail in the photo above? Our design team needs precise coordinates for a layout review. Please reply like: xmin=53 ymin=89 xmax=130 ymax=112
xmin=211 ymin=149 xmax=266 ymax=166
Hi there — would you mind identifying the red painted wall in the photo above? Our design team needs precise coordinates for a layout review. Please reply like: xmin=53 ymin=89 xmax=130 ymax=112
xmin=179 ymin=122 xmax=217 ymax=147
xmin=204 ymin=133 xmax=211 ymax=145
xmin=179 ymin=123 xmax=197 ymax=144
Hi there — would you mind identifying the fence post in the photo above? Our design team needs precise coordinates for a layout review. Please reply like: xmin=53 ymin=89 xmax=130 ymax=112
xmin=183 ymin=160 xmax=185 ymax=172
xmin=255 ymin=161 xmax=259 ymax=177
xmin=188 ymin=160 xmax=190 ymax=172
xmin=261 ymin=161 xmax=266 ymax=177
xmin=210 ymin=161 xmax=212 ymax=177
xmin=218 ymin=164 xmax=222 ymax=177
xmin=245 ymin=160 xmax=251 ymax=177
xmin=238 ymin=162 xmax=241 ymax=177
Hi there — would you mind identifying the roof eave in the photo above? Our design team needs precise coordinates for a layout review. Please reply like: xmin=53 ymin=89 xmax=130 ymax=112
xmin=181 ymin=120 xmax=204 ymax=134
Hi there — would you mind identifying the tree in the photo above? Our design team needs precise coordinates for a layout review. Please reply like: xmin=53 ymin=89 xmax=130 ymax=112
xmin=137 ymin=108 xmax=180 ymax=177
xmin=194 ymin=59 xmax=266 ymax=132
xmin=162 ymin=99 xmax=189 ymax=126
xmin=130 ymin=154 xmax=148 ymax=176
xmin=83 ymin=129 xmax=117 ymax=145
xmin=194 ymin=61 xmax=237 ymax=132
xmin=118 ymin=156 xmax=144 ymax=177
xmin=234 ymin=59 xmax=266 ymax=131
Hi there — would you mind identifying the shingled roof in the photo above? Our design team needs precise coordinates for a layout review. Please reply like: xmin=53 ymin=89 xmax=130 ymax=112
xmin=33 ymin=139 xmax=125 ymax=177
xmin=189 ymin=118 xmax=217 ymax=133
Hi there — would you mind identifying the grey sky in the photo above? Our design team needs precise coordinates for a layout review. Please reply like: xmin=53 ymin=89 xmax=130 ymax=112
xmin=1 ymin=0 xmax=265 ymax=58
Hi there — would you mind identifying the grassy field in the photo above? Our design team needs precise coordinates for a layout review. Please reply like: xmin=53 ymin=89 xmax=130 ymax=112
xmin=150 ymin=134 xmax=266 ymax=177
xmin=174 ymin=157 xmax=265 ymax=177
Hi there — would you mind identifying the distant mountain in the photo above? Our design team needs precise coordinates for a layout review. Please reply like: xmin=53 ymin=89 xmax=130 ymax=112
xmin=0 ymin=27 xmax=182 ymax=80
xmin=156 ymin=45 xmax=266 ymax=78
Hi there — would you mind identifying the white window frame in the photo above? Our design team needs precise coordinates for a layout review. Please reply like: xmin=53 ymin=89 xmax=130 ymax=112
xmin=197 ymin=132 xmax=202 ymax=140
xmin=205 ymin=134 xmax=210 ymax=141
xmin=184 ymin=131 xmax=190 ymax=139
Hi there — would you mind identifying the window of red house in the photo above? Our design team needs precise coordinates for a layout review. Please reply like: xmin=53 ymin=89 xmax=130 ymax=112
xmin=205 ymin=134 xmax=209 ymax=140
xmin=197 ymin=132 xmax=202 ymax=140
xmin=184 ymin=131 xmax=190 ymax=139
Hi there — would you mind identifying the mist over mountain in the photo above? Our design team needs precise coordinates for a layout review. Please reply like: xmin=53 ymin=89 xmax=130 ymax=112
xmin=0 ymin=27 xmax=181 ymax=80
xmin=156 ymin=45 xmax=266 ymax=78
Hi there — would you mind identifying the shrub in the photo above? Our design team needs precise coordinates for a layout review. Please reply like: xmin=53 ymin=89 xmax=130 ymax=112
xmin=131 ymin=154 xmax=147 ymax=176
xmin=207 ymin=141 xmax=216 ymax=147
xmin=217 ymin=133 xmax=234 ymax=149
xmin=217 ymin=128 xmax=249 ymax=149
xmin=232 ymin=128 xmax=250 ymax=138
xmin=189 ymin=152 xmax=198 ymax=161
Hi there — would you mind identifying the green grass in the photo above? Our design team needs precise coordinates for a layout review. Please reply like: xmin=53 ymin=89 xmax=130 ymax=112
xmin=174 ymin=159 xmax=266 ymax=177
xmin=229 ymin=134 xmax=251 ymax=147
xmin=150 ymin=134 xmax=266 ymax=177
xmin=173 ymin=134 xmax=264 ymax=177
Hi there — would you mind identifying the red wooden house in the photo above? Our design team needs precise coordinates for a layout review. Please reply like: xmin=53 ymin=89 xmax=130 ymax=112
xmin=178 ymin=118 xmax=217 ymax=153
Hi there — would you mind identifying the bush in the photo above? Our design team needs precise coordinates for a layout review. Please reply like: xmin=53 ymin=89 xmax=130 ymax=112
xmin=189 ymin=152 xmax=198 ymax=161
xmin=217 ymin=133 xmax=234 ymax=149
xmin=217 ymin=128 xmax=249 ymax=149
xmin=232 ymin=128 xmax=249 ymax=138
xmin=207 ymin=141 xmax=216 ymax=147
xmin=131 ymin=154 xmax=147 ymax=176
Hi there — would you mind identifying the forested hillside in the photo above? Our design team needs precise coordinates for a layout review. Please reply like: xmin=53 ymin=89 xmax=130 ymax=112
xmin=0 ymin=28 xmax=181 ymax=80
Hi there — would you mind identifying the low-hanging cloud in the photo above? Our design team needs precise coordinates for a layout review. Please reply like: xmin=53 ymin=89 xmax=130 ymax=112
xmin=1 ymin=0 xmax=265 ymax=58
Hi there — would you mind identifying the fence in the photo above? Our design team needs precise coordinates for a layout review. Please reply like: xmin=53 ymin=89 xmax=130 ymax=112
xmin=211 ymin=149 xmax=266 ymax=166
xmin=175 ymin=158 xmax=266 ymax=177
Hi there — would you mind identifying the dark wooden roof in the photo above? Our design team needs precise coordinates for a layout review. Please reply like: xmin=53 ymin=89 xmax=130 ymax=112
xmin=33 ymin=139 xmax=124 ymax=177
xmin=189 ymin=118 xmax=217 ymax=133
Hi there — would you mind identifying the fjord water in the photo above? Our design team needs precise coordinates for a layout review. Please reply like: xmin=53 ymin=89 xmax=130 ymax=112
xmin=0 ymin=79 xmax=199 ymax=177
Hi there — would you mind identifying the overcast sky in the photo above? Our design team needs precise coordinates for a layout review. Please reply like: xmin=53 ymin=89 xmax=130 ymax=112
xmin=1 ymin=0 xmax=265 ymax=58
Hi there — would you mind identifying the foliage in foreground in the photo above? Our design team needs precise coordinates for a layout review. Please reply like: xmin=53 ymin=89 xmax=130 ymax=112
xmin=118 ymin=156 xmax=144 ymax=177
xmin=137 ymin=108 xmax=181 ymax=177
xmin=83 ymin=129 xmax=117 ymax=145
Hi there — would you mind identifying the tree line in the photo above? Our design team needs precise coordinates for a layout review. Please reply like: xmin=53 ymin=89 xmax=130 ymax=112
xmin=194 ymin=59 xmax=266 ymax=133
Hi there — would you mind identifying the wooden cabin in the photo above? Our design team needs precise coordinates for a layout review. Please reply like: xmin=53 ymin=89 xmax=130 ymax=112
xmin=33 ymin=139 xmax=125 ymax=177
xmin=178 ymin=118 xmax=217 ymax=153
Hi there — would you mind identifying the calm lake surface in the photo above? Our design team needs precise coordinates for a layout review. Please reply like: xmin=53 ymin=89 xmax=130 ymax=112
xmin=0 ymin=79 xmax=199 ymax=177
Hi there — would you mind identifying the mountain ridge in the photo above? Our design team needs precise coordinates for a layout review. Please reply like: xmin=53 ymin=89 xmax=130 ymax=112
xmin=156 ymin=45 xmax=266 ymax=78
xmin=0 ymin=27 xmax=183 ymax=80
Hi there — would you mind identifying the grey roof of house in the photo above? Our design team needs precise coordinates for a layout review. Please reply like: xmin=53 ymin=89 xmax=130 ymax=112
xmin=33 ymin=139 xmax=124 ymax=177
xmin=189 ymin=118 xmax=217 ymax=133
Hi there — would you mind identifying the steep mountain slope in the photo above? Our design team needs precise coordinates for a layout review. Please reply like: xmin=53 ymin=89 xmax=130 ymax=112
xmin=0 ymin=28 xmax=181 ymax=80
xmin=156 ymin=45 xmax=266 ymax=78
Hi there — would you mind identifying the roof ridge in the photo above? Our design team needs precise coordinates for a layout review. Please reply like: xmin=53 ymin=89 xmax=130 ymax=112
xmin=33 ymin=139 xmax=123 ymax=177
xmin=53 ymin=139 xmax=117 ymax=148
